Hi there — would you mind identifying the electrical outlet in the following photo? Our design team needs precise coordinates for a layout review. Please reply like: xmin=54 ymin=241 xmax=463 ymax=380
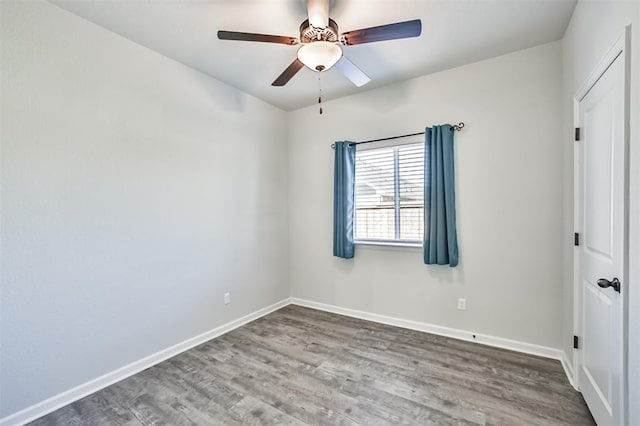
xmin=224 ymin=292 xmax=231 ymax=305
xmin=457 ymin=298 xmax=466 ymax=310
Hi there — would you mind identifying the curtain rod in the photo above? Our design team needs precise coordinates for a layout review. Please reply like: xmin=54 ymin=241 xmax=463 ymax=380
xmin=331 ymin=122 xmax=465 ymax=149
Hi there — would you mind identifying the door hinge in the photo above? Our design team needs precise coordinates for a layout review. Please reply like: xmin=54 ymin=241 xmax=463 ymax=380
xmin=574 ymin=232 xmax=579 ymax=246
xmin=574 ymin=335 xmax=579 ymax=349
xmin=575 ymin=127 xmax=581 ymax=141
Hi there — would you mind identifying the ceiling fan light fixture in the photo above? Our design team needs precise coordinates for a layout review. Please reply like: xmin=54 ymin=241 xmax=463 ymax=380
xmin=297 ymin=41 xmax=342 ymax=72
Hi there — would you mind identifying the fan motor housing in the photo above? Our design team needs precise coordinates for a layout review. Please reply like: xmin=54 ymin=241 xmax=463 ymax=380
xmin=299 ymin=19 xmax=339 ymax=43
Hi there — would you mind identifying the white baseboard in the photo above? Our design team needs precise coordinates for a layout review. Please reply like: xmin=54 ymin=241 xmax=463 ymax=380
xmin=290 ymin=298 xmax=564 ymax=361
xmin=0 ymin=298 xmax=291 ymax=426
xmin=2 ymin=296 xmax=576 ymax=425
xmin=561 ymin=351 xmax=578 ymax=391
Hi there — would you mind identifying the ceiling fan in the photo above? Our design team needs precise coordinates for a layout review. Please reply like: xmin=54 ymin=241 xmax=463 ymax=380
xmin=217 ymin=0 xmax=422 ymax=87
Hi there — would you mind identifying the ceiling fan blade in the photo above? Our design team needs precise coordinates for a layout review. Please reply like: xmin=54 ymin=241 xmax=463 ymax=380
xmin=272 ymin=59 xmax=305 ymax=86
xmin=340 ymin=19 xmax=422 ymax=45
xmin=217 ymin=30 xmax=298 ymax=45
xmin=307 ymin=0 xmax=329 ymax=28
xmin=335 ymin=56 xmax=370 ymax=87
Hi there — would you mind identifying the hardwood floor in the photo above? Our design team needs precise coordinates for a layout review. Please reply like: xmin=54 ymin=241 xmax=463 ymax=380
xmin=31 ymin=305 xmax=594 ymax=425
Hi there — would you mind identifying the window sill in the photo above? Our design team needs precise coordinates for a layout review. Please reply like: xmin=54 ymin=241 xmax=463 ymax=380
xmin=355 ymin=240 xmax=423 ymax=249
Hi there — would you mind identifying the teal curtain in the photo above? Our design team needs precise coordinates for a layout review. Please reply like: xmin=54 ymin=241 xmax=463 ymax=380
xmin=424 ymin=125 xmax=459 ymax=266
xmin=333 ymin=141 xmax=356 ymax=259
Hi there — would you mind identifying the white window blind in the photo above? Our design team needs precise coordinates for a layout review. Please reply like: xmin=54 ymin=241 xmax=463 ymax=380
xmin=354 ymin=142 xmax=425 ymax=243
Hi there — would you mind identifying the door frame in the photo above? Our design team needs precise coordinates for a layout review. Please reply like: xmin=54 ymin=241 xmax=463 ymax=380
xmin=573 ymin=26 xmax=631 ymax=422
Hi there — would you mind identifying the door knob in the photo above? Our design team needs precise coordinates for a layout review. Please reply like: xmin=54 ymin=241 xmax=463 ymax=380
xmin=597 ymin=277 xmax=621 ymax=293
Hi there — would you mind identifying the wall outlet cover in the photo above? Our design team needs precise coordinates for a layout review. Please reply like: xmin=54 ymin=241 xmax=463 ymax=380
xmin=458 ymin=298 xmax=466 ymax=310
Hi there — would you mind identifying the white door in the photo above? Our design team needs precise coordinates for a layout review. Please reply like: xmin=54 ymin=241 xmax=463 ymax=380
xmin=576 ymin=46 xmax=626 ymax=425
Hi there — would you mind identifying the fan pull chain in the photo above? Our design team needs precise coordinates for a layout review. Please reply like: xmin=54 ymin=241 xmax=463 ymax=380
xmin=318 ymin=75 xmax=323 ymax=115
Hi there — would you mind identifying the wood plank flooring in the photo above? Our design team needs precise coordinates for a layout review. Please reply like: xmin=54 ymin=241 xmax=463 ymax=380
xmin=31 ymin=305 xmax=594 ymax=425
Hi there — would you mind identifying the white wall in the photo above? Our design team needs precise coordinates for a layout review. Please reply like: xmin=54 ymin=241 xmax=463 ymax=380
xmin=561 ymin=1 xmax=640 ymax=423
xmin=0 ymin=1 xmax=289 ymax=417
xmin=288 ymin=42 xmax=564 ymax=350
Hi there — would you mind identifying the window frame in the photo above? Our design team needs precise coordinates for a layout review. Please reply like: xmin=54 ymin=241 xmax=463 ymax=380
xmin=353 ymin=139 xmax=426 ymax=248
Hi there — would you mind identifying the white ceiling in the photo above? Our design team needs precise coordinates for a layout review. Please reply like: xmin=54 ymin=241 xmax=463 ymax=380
xmin=50 ymin=0 xmax=577 ymax=111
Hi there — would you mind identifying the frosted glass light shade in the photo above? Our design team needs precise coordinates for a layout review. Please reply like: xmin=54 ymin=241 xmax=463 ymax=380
xmin=297 ymin=42 xmax=342 ymax=72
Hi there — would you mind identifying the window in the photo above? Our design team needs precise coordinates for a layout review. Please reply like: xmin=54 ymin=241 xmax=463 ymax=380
xmin=354 ymin=142 xmax=425 ymax=245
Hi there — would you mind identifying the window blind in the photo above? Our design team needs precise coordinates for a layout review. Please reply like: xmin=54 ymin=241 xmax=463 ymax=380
xmin=354 ymin=142 xmax=425 ymax=242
